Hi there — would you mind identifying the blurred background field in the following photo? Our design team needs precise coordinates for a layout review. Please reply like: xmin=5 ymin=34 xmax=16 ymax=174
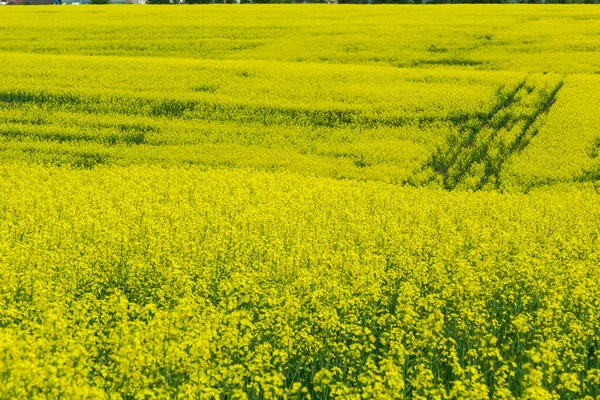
xmin=0 ymin=6 xmax=599 ymax=399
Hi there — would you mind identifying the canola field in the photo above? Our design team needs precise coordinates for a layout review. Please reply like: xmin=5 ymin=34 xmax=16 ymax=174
xmin=1 ymin=5 xmax=600 ymax=399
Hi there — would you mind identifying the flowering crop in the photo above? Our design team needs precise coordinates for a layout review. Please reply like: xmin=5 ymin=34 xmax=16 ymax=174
xmin=0 ymin=166 xmax=599 ymax=398
xmin=0 ymin=5 xmax=600 ymax=399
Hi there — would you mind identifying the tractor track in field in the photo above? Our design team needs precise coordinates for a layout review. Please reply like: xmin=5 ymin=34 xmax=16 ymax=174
xmin=424 ymin=75 xmax=563 ymax=191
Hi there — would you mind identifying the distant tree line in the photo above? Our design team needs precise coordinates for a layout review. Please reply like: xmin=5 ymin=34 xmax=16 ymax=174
xmin=337 ymin=0 xmax=599 ymax=3
xmin=148 ymin=0 xmax=600 ymax=4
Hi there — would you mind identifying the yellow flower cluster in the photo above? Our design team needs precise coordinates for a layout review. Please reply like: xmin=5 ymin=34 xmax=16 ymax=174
xmin=0 ymin=5 xmax=599 ymax=398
